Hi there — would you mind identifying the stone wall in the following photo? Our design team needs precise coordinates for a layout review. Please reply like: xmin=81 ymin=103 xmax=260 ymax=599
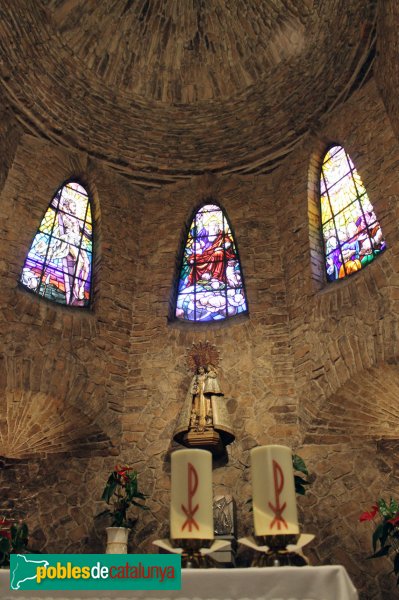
xmin=0 ymin=131 xmax=298 ymax=556
xmin=0 ymin=133 xmax=145 ymax=548
xmin=274 ymin=77 xmax=399 ymax=600
xmin=0 ymin=93 xmax=21 ymax=196
xmin=376 ymin=0 xmax=399 ymax=146
xmin=121 ymin=171 xmax=298 ymax=546
xmin=1 ymin=75 xmax=399 ymax=600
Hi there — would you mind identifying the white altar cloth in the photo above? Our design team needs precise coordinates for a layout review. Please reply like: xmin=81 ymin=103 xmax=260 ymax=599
xmin=0 ymin=565 xmax=358 ymax=600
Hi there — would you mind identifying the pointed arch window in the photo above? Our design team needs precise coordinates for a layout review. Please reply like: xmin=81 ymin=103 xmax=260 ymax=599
xmin=175 ymin=203 xmax=248 ymax=322
xmin=320 ymin=146 xmax=386 ymax=282
xmin=20 ymin=181 xmax=93 ymax=306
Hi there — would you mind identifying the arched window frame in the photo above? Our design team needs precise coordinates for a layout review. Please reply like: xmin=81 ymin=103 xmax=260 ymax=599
xmin=309 ymin=142 xmax=386 ymax=288
xmin=19 ymin=178 xmax=94 ymax=308
xmin=171 ymin=198 xmax=249 ymax=323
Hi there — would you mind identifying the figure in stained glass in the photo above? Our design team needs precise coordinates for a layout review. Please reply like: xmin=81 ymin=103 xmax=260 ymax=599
xmin=175 ymin=203 xmax=247 ymax=322
xmin=20 ymin=181 xmax=93 ymax=307
xmin=320 ymin=146 xmax=386 ymax=282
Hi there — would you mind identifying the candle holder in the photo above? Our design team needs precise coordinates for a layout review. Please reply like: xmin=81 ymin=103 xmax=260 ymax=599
xmin=153 ymin=538 xmax=231 ymax=568
xmin=171 ymin=538 xmax=213 ymax=568
xmin=238 ymin=533 xmax=314 ymax=567
xmin=252 ymin=534 xmax=305 ymax=567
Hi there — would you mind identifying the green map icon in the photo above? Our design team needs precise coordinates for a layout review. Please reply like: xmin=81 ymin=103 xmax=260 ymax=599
xmin=10 ymin=554 xmax=49 ymax=590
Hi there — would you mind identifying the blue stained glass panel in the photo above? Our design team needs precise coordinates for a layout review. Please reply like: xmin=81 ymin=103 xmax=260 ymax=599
xmin=20 ymin=181 xmax=93 ymax=307
xmin=175 ymin=204 xmax=248 ymax=321
xmin=320 ymin=146 xmax=386 ymax=281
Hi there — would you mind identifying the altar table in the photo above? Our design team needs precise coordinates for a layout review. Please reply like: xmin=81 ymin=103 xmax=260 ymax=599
xmin=0 ymin=565 xmax=358 ymax=600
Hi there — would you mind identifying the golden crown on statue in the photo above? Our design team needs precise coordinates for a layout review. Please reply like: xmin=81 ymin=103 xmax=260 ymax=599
xmin=187 ymin=341 xmax=220 ymax=372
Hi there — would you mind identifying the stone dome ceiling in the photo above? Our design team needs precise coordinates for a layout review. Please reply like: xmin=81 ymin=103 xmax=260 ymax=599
xmin=43 ymin=0 xmax=311 ymax=104
xmin=0 ymin=0 xmax=376 ymax=187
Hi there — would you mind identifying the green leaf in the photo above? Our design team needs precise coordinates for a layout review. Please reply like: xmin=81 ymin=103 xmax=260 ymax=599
xmin=126 ymin=519 xmax=136 ymax=529
xmin=292 ymin=454 xmax=308 ymax=476
xmin=390 ymin=498 xmax=399 ymax=516
xmin=131 ymin=500 xmax=149 ymax=510
xmin=294 ymin=475 xmax=310 ymax=496
xmin=0 ymin=552 xmax=7 ymax=566
xmin=112 ymin=509 xmax=126 ymax=528
xmin=372 ymin=523 xmax=384 ymax=552
xmin=394 ymin=552 xmax=399 ymax=575
xmin=101 ymin=473 xmax=118 ymax=504
xmin=378 ymin=498 xmax=389 ymax=517
xmin=367 ymin=545 xmax=391 ymax=559
xmin=294 ymin=475 xmax=310 ymax=485
xmin=381 ymin=522 xmax=392 ymax=548
xmin=20 ymin=523 xmax=28 ymax=540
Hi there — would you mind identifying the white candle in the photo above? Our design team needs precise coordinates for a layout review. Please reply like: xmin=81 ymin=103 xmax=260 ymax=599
xmin=170 ymin=449 xmax=214 ymax=540
xmin=251 ymin=445 xmax=299 ymax=535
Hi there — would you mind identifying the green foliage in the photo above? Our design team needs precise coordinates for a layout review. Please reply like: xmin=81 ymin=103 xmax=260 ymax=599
xmin=360 ymin=497 xmax=399 ymax=586
xmin=0 ymin=521 xmax=29 ymax=567
xmin=378 ymin=498 xmax=399 ymax=519
xmin=293 ymin=454 xmax=311 ymax=496
xmin=98 ymin=466 xmax=148 ymax=529
xmin=292 ymin=454 xmax=309 ymax=476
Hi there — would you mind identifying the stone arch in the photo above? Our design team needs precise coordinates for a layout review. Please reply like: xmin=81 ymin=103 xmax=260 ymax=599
xmin=308 ymin=138 xmax=332 ymax=291
xmin=0 ymin=352 xmax=117 ymax=459
xmin=304 ymin=361 xmax=399 ymax=445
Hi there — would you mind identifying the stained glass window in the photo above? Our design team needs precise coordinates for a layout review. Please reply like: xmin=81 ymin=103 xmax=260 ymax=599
xmin=20 ymin=181 xmax=93 ymax=307
xmin=320 ymin=146 xmax=386 ymax=282
xmin=175 ymin=203 xmax=247 ymax=322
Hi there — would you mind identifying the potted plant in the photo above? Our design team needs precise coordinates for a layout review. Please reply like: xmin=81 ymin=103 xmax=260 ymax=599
xmin=359 ymin=497 xmax=399 ymax=586
xmin=98 ymin=465 xmax=148 ymax=554
xmin=0 ymin=518 xmax=29 ymax=567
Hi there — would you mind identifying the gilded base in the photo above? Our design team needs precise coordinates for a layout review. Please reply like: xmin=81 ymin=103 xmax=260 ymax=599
xmin=252 ymin=534 xmax=306 ymax=567
xmin=171 ymin=538 xmax=213 ymax=569
xmin=182 ymin=430 xmax=225 ymax=456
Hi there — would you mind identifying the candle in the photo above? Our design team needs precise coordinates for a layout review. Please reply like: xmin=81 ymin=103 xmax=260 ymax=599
xmin=170 ymin=449 xmax=213 ymax=540
xmin=251 ymin=445 xmax=299 ymax=536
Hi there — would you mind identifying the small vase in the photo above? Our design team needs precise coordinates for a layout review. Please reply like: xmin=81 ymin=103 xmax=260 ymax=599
xmin=105 ymin=527 xmax=129 ymax=554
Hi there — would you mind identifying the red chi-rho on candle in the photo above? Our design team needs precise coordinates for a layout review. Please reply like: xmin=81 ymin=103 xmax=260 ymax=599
xmin=251 ymin=445 xmax=299 ymax=536
xmin=170 ymin=449 xmax=214 ymax=540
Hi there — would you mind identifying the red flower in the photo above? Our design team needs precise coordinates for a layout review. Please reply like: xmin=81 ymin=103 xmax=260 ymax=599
xmin=359 ymin=505 xmax=379 ymax=522
xmin=115 ymin=465 xmax=132 ymax=483
xmin=387 ymin=515 xmax=399 ymax=526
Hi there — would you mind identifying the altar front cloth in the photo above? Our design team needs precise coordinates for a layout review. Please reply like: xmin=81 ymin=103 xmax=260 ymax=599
xmin=0 ymin=565 xmax=358 ymax=600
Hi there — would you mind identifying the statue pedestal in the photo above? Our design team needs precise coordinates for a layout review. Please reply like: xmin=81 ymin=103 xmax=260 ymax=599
xmin=183 ymin=429 xmax=224 ymax=455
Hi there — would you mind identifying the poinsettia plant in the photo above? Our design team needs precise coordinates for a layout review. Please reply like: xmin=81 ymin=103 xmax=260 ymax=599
xmin=0 ymin=518 xmax=29 ymax=567
xmin=359 ymin=498 xmax=399 ymax=585
xmin=98 ymin=466 xmax=148 ymax=529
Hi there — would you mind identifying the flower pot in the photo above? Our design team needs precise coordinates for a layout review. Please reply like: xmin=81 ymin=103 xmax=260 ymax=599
xmin=105 ymin=527 xmax=129 ymax=554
